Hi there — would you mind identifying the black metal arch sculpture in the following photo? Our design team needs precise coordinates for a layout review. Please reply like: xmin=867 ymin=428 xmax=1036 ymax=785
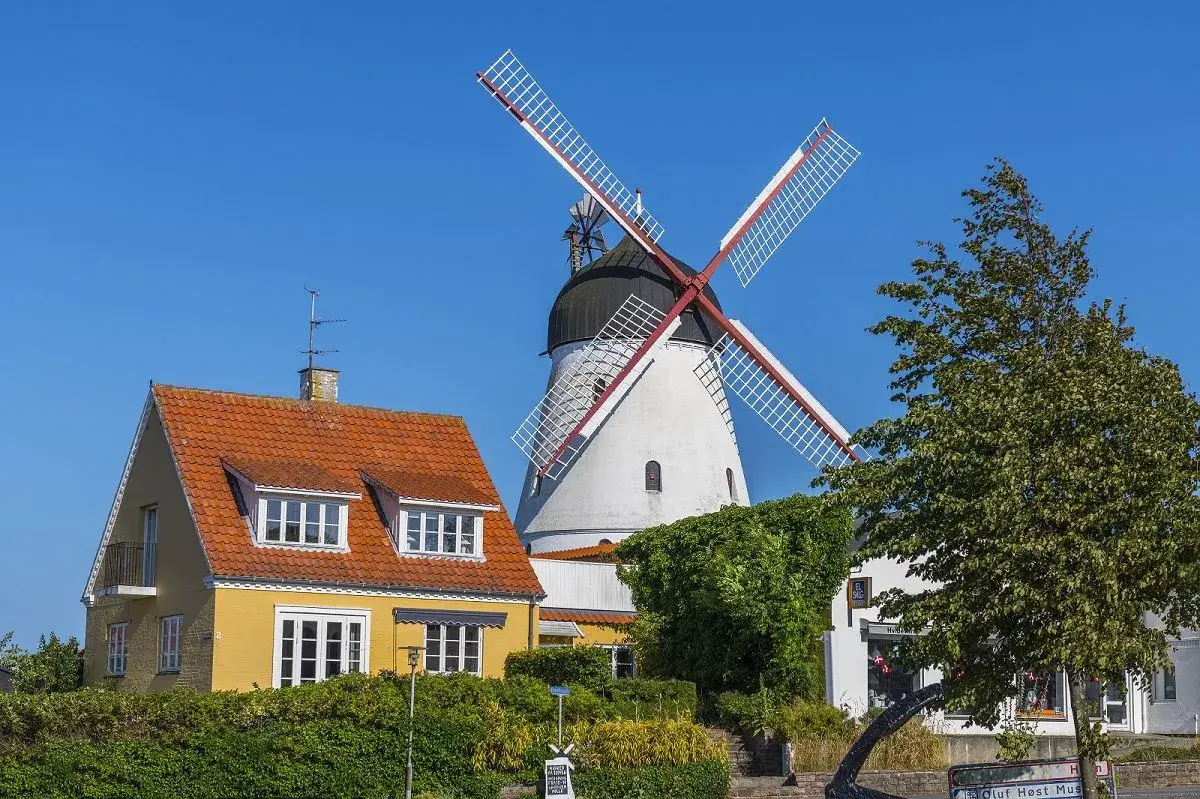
xmin=825 ymin=682 xmax=946 ymax=799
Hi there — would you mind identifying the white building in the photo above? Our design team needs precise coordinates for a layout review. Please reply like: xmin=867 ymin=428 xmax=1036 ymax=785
xmin=826 ymin=551 xmax=1196 ymax=735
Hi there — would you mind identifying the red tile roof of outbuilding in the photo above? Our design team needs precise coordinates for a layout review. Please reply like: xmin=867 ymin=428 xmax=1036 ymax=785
xmin=152 ymin=385 xmax=544 ymax=598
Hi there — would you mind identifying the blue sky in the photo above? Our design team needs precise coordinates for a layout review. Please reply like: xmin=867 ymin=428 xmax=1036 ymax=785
xmin=2 ymin=2 xmax=1198 ymax=647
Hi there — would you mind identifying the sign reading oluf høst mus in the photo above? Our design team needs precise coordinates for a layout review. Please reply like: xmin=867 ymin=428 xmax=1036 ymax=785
xmin=949 ymin=758 xmax=1116 ymax=799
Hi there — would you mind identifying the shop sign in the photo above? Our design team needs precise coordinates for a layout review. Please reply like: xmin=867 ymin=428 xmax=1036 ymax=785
xmin=948 ymin=758 xmax=1115 ymax=799
xmin=847 ymin=576 xmax=872 ymax=609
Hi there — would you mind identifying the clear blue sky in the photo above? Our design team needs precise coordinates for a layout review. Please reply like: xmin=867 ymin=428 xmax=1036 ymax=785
xmin=2 ymin=2 xmax=1198 ymax=647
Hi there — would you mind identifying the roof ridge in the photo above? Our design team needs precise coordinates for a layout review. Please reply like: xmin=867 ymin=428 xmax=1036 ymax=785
xmin=152 ymin=384 xmax=466 ymax=423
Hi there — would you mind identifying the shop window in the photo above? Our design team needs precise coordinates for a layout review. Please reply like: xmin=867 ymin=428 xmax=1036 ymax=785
xmin=1086 ymin=678 xmax=1127 ymax=725
xmin=645 ymin=461 xmax=661 ymax=492
xmin=866 ymin=638 xmax=919 ymax=709
xmin=1016 ymin=671 xmax=1067 ymax=719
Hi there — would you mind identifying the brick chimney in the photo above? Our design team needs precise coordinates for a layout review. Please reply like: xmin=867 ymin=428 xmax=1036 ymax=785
xmin=299 ymin=367 xmax=339 ymax=403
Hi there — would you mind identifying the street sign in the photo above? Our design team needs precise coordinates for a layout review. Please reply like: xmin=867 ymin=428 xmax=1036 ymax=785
xmin=948 ymin=758 xmax=1115 ymax=799
xmin=549 ymin=685 xmax=571 ymax=697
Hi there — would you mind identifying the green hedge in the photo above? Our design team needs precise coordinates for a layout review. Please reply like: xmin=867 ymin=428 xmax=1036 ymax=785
xmin=0 ymin=674 xmax=724 ymax=799
xmin=503 ymin=647 xmax=613 ymax=690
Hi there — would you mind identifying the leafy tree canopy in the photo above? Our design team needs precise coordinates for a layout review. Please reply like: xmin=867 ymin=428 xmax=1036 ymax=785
xmin=1 ymin=633 xmax=84 ymax=694
xmin=615 ymin=494 xmax=852 ymax=698
xmin=822 ymin=160 xmax=1200 ymax=788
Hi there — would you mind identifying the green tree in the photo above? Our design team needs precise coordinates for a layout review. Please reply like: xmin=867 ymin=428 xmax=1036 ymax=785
xmin=615 ymin=494 xmax=852 ymax=698
xmin=6 ymin=634 xmax=84 ymax=693
xmin=822 ymin=160 xmax=1200 ymax=799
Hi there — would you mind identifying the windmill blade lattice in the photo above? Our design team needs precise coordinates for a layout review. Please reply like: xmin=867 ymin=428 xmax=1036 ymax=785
xmin=700 ymin=319 xmax=865 ymax=469
xmin=720 ymin=119 xmax=860 ymax=287
xmin=478 ymin=50 xmax=665 ymax=247
xmin=512 ymin=294 xmax=679 ymax=479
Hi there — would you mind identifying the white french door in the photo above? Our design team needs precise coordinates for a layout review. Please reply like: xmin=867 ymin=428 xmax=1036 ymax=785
xmin=274 ymin=608 xmax=370 ymax=687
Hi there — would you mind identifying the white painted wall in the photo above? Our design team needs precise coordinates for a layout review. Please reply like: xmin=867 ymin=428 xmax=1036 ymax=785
xmin=827 ymin=553 xmax=1155 ymax=735
xmin=531 ymin=560 xmax=636 ymax=613
xmin=515 ymin=340 xmax=748 ymax=554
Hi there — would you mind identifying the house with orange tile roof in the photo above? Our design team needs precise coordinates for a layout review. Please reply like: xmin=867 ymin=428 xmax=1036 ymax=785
xmin=81 ymin=367 xmax=545 ymax=691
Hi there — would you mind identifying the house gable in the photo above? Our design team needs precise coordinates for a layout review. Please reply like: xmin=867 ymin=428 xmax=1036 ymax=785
xmin=82 ymin=394 xmax=211 ymax=604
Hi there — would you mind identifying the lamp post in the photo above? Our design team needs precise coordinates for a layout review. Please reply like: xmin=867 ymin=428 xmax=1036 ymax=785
xmin=404 ymin=645 xmax=424 ymax=799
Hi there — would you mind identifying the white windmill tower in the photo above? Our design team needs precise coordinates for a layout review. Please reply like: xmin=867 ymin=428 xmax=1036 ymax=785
xmin=478 ymin=51 xmax=865 ymax=557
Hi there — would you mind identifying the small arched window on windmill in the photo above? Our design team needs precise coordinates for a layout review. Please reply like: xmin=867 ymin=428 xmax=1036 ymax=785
xmin=726 ymin=468 xmax=737 ymax=502
xmin=645 ymin=461 xmax=662 ymax=492
xmin=592 ymin=377 xmax=607 ymax=405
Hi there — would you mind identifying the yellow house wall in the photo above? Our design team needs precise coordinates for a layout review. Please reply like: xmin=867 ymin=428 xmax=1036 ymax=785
xmin=574 ymin=622 xmax=632 ymax=647
xmin=211 ymin=588 xmax=537 ymax=691
xmin=84 ymin=404 xmax=215 ymax=691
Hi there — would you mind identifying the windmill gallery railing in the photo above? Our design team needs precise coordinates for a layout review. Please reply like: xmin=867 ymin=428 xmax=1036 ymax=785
xmin=100 ymin=541 xmax=156 ymax=590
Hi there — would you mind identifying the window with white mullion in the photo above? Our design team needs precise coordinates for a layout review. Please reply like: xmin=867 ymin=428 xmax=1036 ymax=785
xmin=424 ymin=623 xmax=482 ymax=675
xmin=404 ymin=509 xmax=479 ymax=556
xmin=261 ymin=498 xmax=345 ymax=547
xmin=107 ymin=622 xmax=128 ymax=676
xmin=275 ymin=610 xmax=368 ymax=688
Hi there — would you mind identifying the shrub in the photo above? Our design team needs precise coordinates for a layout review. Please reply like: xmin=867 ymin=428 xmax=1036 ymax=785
xmin=574 ymin=760 xmax=729 ymax=799
xmin=714 ymin=689 xmax=779 ymax=734
xmin=570 ymin=720 xmax=725 ymax=769
xmin=504 ymin=647 xmax=613 ymax=691
xmin=773 ymin=699 xmax=854 ymax=743
xmin=0 ymin=673 xmax=722 ymax=798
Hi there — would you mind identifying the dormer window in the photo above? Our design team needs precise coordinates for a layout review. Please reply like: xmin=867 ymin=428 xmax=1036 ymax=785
xmin=404 ymin=508 xmax=480 ymax=556
xmin=221 ymin=457 xmax=360 ymax=551
xmin=262 ymin=498 xmax=346 ymax=547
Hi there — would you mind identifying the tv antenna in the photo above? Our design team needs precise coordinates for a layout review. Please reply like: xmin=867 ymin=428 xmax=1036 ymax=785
xmin=562 ymin=191 xmax=611 ymax=274
xmin=302 ymin=287 xmax=345 ymax=370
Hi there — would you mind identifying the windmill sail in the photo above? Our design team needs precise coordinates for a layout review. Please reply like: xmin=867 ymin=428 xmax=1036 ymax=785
xmin=478 ymin=50 xmax=665 ymax=251
xmin=700 ymin=319 xmax=864 ymax=469
xmin=720 ymin=119 xmax=860 ymax=287
xmin=512 ymin=294 xmax=681 ymax=479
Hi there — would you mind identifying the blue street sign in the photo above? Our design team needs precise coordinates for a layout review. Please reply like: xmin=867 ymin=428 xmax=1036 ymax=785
xmin=549 ymin=685 xmax=571 ymax=697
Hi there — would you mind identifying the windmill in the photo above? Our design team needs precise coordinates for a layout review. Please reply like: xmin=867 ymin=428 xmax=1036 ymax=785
xmin=562 ymin=192 xmax=611 ymax=274
xmin=478 ymin=49 xmax=866 ymax=491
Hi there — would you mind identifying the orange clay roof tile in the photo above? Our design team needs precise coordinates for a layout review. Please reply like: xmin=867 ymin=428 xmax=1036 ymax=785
xmin=222 ymin=456 xmax=360 ymax=494
xmin=362 ymin=465 xmax=494 ymax=507
xmin=530 ymin=542 xmax=619 ymax=562
xmin=539 ymin=608 xmax=636 ymax=625
xmin=152 ymin=385 xmax=544 ymax=598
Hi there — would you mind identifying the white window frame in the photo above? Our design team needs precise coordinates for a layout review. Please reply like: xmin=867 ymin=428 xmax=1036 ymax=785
xmin=107 ymin=622 xmax=128 ymax=676
xmin=142 ymin=506 xmax=158 ymax=587
xmin=272 ymin=605 xmax=371 ymax=688
xmin=256 ymin=495 xmax=349 ymax=550
xmin=401 ymin=507 xmax=482 ymax=558
xmin=1155 ymin=668 xmax=1178 ymax=702
xmin=424 ymin=623 xmax=483 ymax=675
xmin=598 ymin=644 xmax=637 ymax=679
xmin=159 ymin=615 xmax=182 ymax=673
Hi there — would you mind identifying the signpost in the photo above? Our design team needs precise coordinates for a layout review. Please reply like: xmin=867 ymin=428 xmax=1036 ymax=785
xmin=948 ymin=758 xmax=1116 ymax=799
xmin=549 ymin=685 xmax=571 ymax=747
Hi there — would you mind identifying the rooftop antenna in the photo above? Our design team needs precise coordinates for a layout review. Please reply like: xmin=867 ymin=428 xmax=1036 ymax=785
xmin=302 ymin=287 xmax=345 ymax=370
xmin=562 ymin=191 xmax=611 ymax=274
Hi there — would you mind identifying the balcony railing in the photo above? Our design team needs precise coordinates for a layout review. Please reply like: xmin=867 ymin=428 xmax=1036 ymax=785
xmin=98 ymin=542 xmax=156 ymax=596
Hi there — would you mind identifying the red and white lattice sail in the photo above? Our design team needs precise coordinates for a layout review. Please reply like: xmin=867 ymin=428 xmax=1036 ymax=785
xmin=479 ymin=49 xmax=865 ymax=478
